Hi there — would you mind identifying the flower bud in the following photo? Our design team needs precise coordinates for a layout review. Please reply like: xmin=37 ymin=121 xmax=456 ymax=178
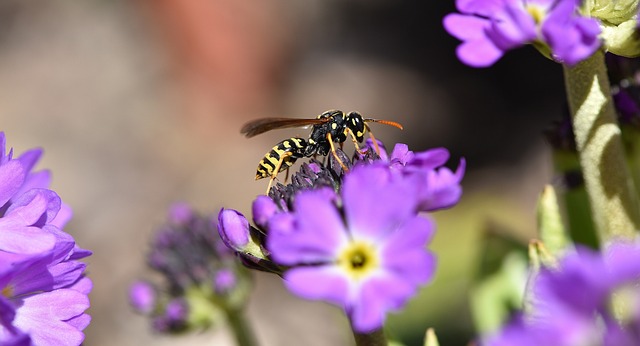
xmin=585 ymin=0 xmax=639 ymax=25
xmin=217 ymin=208 xmax=251 ymax=251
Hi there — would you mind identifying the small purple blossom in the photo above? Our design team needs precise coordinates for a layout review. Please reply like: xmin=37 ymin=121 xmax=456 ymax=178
xmin=129 ymin=281 xmax=156 ymax=314
xmin=483 ymin=240 xmax=640 ymax=346
xmin=0 ymin=132 xmax=92 ymax=345
xmin=214 ymin=269 xmax=237 ymax=294
xmin=267 ymin=164 xmax=436 ymax=332
xmin=444 ymin=0 xmax=601 ymax=67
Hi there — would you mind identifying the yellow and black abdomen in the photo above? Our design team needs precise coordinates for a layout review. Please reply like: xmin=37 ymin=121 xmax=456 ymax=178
xmin=255 ymin=137 xmax=308 ymax=180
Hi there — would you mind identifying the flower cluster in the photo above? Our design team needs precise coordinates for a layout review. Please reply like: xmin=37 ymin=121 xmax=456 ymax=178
xmin=444 ymin=0 xmax=602 ymax=67
xmin=0 ymin=132 xmax=92 ymax=345
xmin=218 ymin=141 xmax=464 ymax=333
xmin=484 ymin=240 xmax=640 ymax=346
xmin=129 ymin=203 xmax=251 ymax=333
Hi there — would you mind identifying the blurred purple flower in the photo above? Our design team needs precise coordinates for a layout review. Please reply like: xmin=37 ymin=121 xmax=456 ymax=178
xmin=443 ymin=0 xmax=601 ymax=67
xmin=129 ymin=281 xmax=157 ymax=314
xmin=0 ymin=132 xmax=91 ymax=345
xmin=214 ymin=269 xmax=237 ymax=294
xmin=483 ymin=240 xmax=640 ymax=346
xmin=267 ymin=164 xmax=436 ymax=332
xmin=133 ymin=203 xmax=252 ymax=333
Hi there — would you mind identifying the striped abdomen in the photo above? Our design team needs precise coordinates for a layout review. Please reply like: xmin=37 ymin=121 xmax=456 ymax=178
xmin=255 ymin=137 xmax=307 ymax=180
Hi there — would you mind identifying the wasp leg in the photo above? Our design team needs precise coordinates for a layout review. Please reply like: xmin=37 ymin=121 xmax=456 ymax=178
xmin=364 ymin=124 xmax=382 ymax=155
xmin=346 ymin=129 xmax=367 ymax=154
xmin=284 ymin=166 xmax=291 ymax=184
xmin=327 ymin=133 xmax=349 ymax=172
xmin=267 ymin=151 xmax=293 ymax=194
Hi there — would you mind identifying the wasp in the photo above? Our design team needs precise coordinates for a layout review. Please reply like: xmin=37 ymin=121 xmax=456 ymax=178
xmin=241 ymin=109 xmax=403 ymax=192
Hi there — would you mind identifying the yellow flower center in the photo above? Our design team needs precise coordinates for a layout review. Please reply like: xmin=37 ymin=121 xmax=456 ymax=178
xmin=526 ymin=5 xmax=546 ymax=24
xmin=2 ymin=285 xmax=12 ymax=298
xmin=337 ymin=240 xmax=380 ymax=280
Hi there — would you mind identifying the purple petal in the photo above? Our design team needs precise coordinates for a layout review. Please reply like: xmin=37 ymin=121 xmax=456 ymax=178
xmin=406 ymin=147 xmax=450 ymax=170
xmin=444 ymin=14 xmax=491 ymax=41
xmin=14 ymin=170 xmax=51 ymax=199
xmin=456 ymin=0 xmax=504 ymax=16
xmin=217 ymin=208 xmax=250 ymax=251
xmin=15 ymin=149 xmax=42 ymax=175
xmin=443 ymin=13 xmax=504 ymax=67
xmin=0 ymin=225 xmax=56 ymax=255
xmin=45 ymin=226 xmax=76 ymax=263
xmin=283 ymin=265 xmax=350 ymax=307
xmin=457 ymin=37 xmax=506 ymax=67
xmin=533 ymin=248 xmax=609 ymax=314
xmin=64 ymin=314 xmax=91 ymax=332
xmin=50 ymin=203 xmax=73 ymax=229
xmin=252 ymin=195 xmax=279 ymax=230
xmin=349 ymin=275 xmax=416 ymax=333
xmin=382 ymin=215 xmax=435 ymax=252
xmin=541 ymin=0 xmax=601 ymax=65
xmin=0 ymin=331 xmax=30 ymax=346
xmin=12 ymin=289 xmax=89 ymax=346
xmin=489 ymin=1 xmax=537 ymax=48
xmin=389 ymin=143 xmax=413 ymax=166
xmin=343 ymin=164 xmax=418 ymax=240
xmin=0 ymin=161 xmax=25 ymax=207
xmin=68 ymin=277 xmax=92 ymax=295
xmin=0 ymin=252 xmax=43 ymax=280
xmin=381 ymin=216 xmax=437 ymax=284
xmin=384 ymin=247 xmax=437 ymax=286
xmin=11 ymin=261 xmax=87 ymax=296
xmin=268 ymin=189 xmax=348 ymax=264
xmin=0 ymin=132 xmax=6 ymax=163
xmin=417 ymin=158 xmax=465 ymax=211
xmin=604 ymin=240 xmax=640 ymax=288
xmin=0 ymin=296 xmax=16 ymax=327
xmin=5 ymin=189 xmax=61 ymax=227
xmin=363 ymin=139 xmax=389 ymax=161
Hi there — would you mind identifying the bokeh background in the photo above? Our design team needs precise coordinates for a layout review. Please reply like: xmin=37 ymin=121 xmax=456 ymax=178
xmin=0 ymin=1 xmax=567 ymax=345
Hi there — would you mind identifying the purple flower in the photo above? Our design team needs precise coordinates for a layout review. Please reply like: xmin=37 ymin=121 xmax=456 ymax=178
xmin=214 ymin=269 xmax=237 ymax=294
xmin=0 ymin=132 xmax=92 ymax=345
xmin=267 ymin=164 xmax=436 ymax=332
xmin=483 ymin=240 xmax=640 ymax=346
xmin=444 ymin=0 xmax=601 ymax=67
xmin=129 ymin=281 xmax=157 ymax=314
xmin=365 ymin=139 xmax=465 ymax=211
xmin=133 ymin=203 xmax=252 ymax=333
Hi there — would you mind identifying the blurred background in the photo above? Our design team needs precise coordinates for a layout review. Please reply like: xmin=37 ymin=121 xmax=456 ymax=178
xmin=0 ymin=0 xmax=567 ymax=345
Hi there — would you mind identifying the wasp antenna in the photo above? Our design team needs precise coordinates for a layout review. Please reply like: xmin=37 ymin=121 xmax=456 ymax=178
xmin=365 ymin=119 xmax=404 ymax=130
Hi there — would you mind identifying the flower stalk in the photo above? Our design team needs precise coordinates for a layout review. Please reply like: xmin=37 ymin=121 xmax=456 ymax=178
xmin=352 ymin=328 xmax=388 ymax=346
xmin=563 ymin=50 xmax=640 ymax=242
xmin=226 ymin=307 xmax=258 ymax=346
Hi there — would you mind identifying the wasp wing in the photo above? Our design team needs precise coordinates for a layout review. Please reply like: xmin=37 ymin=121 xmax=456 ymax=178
xmin=241 ymin=117 xmax=327 ymax=138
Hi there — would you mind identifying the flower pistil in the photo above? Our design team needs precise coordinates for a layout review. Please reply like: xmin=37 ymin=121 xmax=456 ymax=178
xmin=337 ymin=240 xmax=380 ymax=281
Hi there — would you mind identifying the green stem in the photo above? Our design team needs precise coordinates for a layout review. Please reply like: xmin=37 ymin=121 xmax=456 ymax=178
xmin=227 ymin=308 xmax=258 ymax=346
xmin=353 ymin=328 xmax=388 ymax=346
xmin=562 ymin=50 xmax=640 ymax=243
